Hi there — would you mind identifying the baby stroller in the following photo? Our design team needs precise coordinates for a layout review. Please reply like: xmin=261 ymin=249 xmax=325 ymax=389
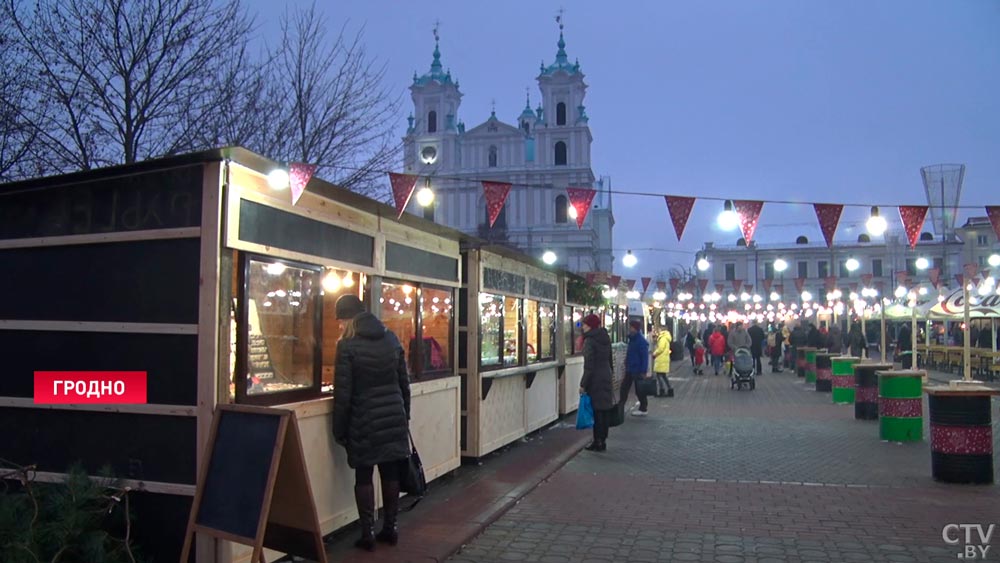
xmin=730 ymin=347 xmax=756 ymax=390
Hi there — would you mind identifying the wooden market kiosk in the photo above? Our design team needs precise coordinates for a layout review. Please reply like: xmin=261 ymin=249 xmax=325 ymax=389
xmin=0 ymin=148 xmax=466 ymax=562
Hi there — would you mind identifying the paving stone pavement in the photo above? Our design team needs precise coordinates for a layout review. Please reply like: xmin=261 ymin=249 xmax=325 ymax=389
xmin=448 ymin=365 xmax=1000 ymax=563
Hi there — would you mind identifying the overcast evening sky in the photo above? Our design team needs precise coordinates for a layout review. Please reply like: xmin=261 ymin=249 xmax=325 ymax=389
xmin=248 ymin=0 xmax=1000 ymax=279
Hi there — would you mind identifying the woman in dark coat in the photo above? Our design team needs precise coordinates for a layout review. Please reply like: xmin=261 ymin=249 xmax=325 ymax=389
xmin=333 ymin=295 xmax=411 ymax=551
xmin=579 ymin=314 xmax=614 ymax=451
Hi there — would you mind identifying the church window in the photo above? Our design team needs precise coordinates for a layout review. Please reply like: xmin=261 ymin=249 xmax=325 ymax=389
xmin=554 ymin=141 xmax=567 ymax=166
xmin=556 ymin=102 xmax=566 ymax=126
xmin=555 ymin=195 xmax=568 ymax=223
xmin=522 ymin=122 xmax=530 ymax=134
xmin=428 ymin=110 xmax=437 ymax=133
xmin=488 ymin=145 xmax=498 ymax=168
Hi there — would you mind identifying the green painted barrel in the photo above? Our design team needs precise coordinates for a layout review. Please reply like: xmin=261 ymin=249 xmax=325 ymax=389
xmin=815 ymin=353 xmax=835 ymax=392
xmin=831 ymin=356 xmax=861 ymax=404
xmin=878 ymin=370 xmax=924 ymax=442
xmin=805 ymin=348 xmax=826 ymax=384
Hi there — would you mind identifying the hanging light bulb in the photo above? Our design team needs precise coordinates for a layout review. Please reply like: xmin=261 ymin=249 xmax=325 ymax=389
xmin=622 ymin=250 xmax=638 ymax=268
xmin=866 ymin=206 xmax=887 ymax=236
xmin=697 ymin=255 xmax=711 ymax=271
xmin=845 ymin=258 xmax=860 ymax=272
xmin=717 ymin=200 xmax=739 ymax=231
xmin=322 ymin=271 xmax=342 ymax=292
xmin=542 ymin=250 xmax=557 ymax=265
xmin=342 ymin=273 xmax=355 ymax=288
xmin=567 ymin=205 xmax=578 ymax=219
xmin=773 ymin=258 xmax=788 ymax=273
xmin=267 ymin=168 xmax=289 ymax=190
xmin=416 ymin=178 xmax=435 ymax=207
xmin=915 ymin=257 xmax=930 ymax=270
xmin=989 ymin=254 xmax=1000 ymax=268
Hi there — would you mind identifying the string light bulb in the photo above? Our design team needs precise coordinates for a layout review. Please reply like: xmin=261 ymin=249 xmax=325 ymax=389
xmin=866 ymin=206 xmax=887 ymax=236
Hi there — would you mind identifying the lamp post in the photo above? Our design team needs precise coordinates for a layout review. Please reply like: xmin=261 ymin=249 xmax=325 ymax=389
xmin=868 ymin=206 xmax=889 ymax=361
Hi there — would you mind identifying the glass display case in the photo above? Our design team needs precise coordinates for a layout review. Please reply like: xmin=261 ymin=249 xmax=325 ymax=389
xmin=537 ymin=302 xmax=555 ymax=360
xmin=382 ymin=280 xmax=454 ymax=380
xmin=480 ymin=293 xmax=504 ymax=368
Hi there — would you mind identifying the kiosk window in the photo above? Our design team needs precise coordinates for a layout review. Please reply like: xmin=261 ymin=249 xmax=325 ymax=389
xmin=480 ymin=293 xmax=504 ymax=368
xmin=419 ymin=286 xmax=453 ymax=375
xmin=239 ymin=257 xmax=321 ymax=403
xmin=380 ymin=282 xmax=417 ymax=375
xmin=381 ymin=281 xmax=454 ymax=380
xmin=320 ymin=269 xmax=367 ymax=392
xmin=525 ymin=300 xmax=540 ymax=362
xmin=538 ymin=302 xmax=556 ymax=360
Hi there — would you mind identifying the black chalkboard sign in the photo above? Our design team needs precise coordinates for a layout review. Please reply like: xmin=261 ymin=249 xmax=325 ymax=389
xmin=180 ymin=405 xmax=327 ymax=563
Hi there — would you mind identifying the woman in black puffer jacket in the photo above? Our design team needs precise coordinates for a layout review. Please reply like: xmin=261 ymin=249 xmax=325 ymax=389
xmin=333 ymin=295 xmax=411 ymax=551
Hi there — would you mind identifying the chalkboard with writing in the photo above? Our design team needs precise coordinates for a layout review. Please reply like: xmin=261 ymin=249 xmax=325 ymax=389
xmin=0 ymin=165 xmax=202 ymax=240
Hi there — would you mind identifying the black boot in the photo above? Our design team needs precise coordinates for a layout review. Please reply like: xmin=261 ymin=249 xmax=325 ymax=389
xmin=354 ymin=484 xmax=376 ymax=551
xmin=376 ymin=480 xmax=400 ymax=545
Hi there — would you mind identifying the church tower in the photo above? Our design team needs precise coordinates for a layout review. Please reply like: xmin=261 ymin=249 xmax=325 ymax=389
xmin=534 ymin=15 xmax=591 ymax=170
xmin=404 ymin=27 xmax=462 ymax=173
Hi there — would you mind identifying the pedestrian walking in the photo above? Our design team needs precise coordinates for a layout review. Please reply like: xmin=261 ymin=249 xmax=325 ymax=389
xmin=727 ymin=322 xmax=751 ymax=375
xmin=685 ymin=330 xmax=696 ymax=366
xmin=579 ymin=314 xmax=614 ymax=451
xmin=768 ymin=326 xmax=784 ymax=372
xmin=708 ymin=327 xmax=727 ymax=375
xmin=652 ymin=326 xmax=674 ymax=395
xmin=827 ymin=325 xmax=843 ymax=354
xmin=332 ymin=295 xmax=411 ymax=551
xmin=748 ymin=320 xmax=766 ymax=375
xmin=848 ymin=322 xmax=865 ymax=358
xmin=621 ymin=321 xmax=651 ymax=416
xmin=693 ymin=339 xmax=706 ymax=375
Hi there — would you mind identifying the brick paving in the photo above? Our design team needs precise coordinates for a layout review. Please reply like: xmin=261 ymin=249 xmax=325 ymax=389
xmin=448 ymin=364 xmax=1000 ymax=563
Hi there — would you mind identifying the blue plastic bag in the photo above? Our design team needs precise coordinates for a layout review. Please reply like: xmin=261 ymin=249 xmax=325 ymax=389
xmin=576 ymin=394 xmax=594 ymax=429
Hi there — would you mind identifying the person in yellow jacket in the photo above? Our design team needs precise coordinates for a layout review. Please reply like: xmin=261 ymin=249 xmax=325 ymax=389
xmin=651 ymin=328 xmax=674 ymax=397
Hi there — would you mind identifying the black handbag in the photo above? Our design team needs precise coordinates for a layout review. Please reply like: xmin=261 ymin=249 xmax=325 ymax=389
xmin=398 ymin=429 xmax=426 ymax=510
xmin=609 ymin=401 xmax=625 ymax=427
xmin=636 ymin=377 xmax=658 ymax=397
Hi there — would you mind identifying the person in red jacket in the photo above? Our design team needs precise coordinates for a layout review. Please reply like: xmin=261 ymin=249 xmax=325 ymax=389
xmin=708 ymin=327 xmax=727 ymax=376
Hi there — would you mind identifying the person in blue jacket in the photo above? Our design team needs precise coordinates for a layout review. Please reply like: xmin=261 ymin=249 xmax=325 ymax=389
xmin=620 ymin=321 xmax=651 ymax=416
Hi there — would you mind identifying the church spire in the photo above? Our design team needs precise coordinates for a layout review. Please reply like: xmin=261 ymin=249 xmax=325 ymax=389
xmin=413 ymin=21 xmax=457 ymax=86
xmin=539 ymin=9 xmax=581 ymax=77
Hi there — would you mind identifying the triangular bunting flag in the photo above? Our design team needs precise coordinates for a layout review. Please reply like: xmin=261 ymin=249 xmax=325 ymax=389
xmin=482 ymin=181 xmax=512 ymax=228
xmin=861 ymin=273 xmax=873 ymax=286
xmin=669 ymin=278 xmax=680 ymax=293
xmin=732 ymin=279 xmax=743 ymax=293
xmin=813 ymin=203 xmax=844 ymax=248
xmin=794 ymin=278 xmax=806 ymax=293
xmin=762 ymin=279 xmax=773 ymax=293
xmin=388 ymin=172 xmax=419 ymax=220
xmin=715 ymin=284 xmax=725 ymax=294
xmin=874 ymin=281 xmax=885 ymax=294
xmin=744 ymin=284 xmax=753 ymax=294
xmin=610 ymin=275 xmax=621 ymax=288
xmin=664 ymin=196 xmax=696 ymax=241
xmin=824 ymin=276 xmax=837 ymax=291
xmin=567 ymin=187 xmax=597 ymax=229
xmin=626 ymin=279 xmax=636 ymax=291
xmin=734 ymin=200 xmax=764 ymax=244
xmin=289 ymin=162 xmax=317 ymax=206
xmin=656 ymin=281 xmax=667 ymax=292
xmin=698 ymin=279 xmax=708 ymax=293
xmin=898 ymin=205 xmax=929 ymax=249
xmin=928 ymin=268 xmax=940 ymax=288
xmin=986 ymin=206 xmax=1000 ymax=241
xmin=775 ymin=284 xmax=784 ymax=296
xmin=895 ymin=271 xmax=909 ymax=287
xmin=641 ymin=277 xmax=652 ymax=293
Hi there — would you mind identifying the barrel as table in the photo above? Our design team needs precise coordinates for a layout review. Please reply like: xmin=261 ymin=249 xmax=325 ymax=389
xmin=926 ymin=386 xmax=1000 ymax=484
xmin=796 ymin=347 xmax=808 ymax=378
xmin=878 ymin=370 xmax=924 ymax=442
xmin=854 ymin=363 xmax=891 ymax=420
xmin=831 ymin=356 xmax=861 ymax=404
xmin=815 ymin=353 xmax=835 ymax=392
xmin=805 ymin=348 xmax=826 ymax=385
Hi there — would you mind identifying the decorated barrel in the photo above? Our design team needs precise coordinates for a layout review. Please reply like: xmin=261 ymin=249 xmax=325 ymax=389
xmin=877 ymin=370 xmax=924 ymax=442
xmin=926 ymin=386 xmax=1000 ymax=484
xmin=814 ymin=353 xmax=835 ymax=392
xmin=854 ymin=363 xmax=892 ymax=420
xmin=831 ymin=356 xmax=861 ymax=404
xmin=795 ymin=346 xmax=808 ymax=378
xmin=805 ymin=348 xmax=826 ymax=385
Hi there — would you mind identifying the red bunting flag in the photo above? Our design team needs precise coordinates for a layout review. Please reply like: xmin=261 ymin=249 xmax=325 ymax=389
xmin=482 ymin=181 xmax=512 ymax=228
xmin=849 ymin=283 xmax=858 ymax=293
xmin=610 ymin=275 xmax=621 ymax=288
xmin=824 ymin=276 xmax=837 ymax=291
xmin=657 ymin=281 xmax=667 ymax=292
xmin=626 ymin=279 xmax=636 ymax=291
xmin=775 ymin=284 xmax=784 ymax=296
xmin=698 ymin=279 xmax=708 ymax=293
xmin=928 ymin=268 xmax=940 ymax=288
xmin=289 ymin=162 xmax=316 ymax=206
xmin=664 ymin=196 xmax=696 ymax=241
xmin=744 ymin=284 xmax=753 ymax=295
xmin=732 ymin=279 xmax=743 ymax=293
xmin=567 ymin=187 xmax=597 ymax=229
xmin=388 ymin=172 xmax=419 ymax=219
xmin=762 ymin=278 xmax=773 ymax=293
xmin=874 ymin=281 xmax=885 ymax=294
xmin=794 ymin=278 xmax=806 ymax=293
xmin=734 ymin=200 xmax=764 ymax=244
xmin=669 ymin=278 xmax=680 ymax=293
xmin=861 ymin=273 xmax=873 ymax=286
xmin=813 ymin=203 xmax=844 ymax=248
xmin=715 ymin=284 xmax=725 ymax=294
xmin=641 ymin=277 xmax=652 ymax=293
xmin=986 ymin=206 xmax=1000 ymax=241
xmin=898 ymin=205 xmax=929 ymax=249
xmin=895 ymin=271 xmax=909 ymax=287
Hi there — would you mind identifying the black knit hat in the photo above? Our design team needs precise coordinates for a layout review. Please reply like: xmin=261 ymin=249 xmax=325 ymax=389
xmin=335 ymin=295 xmax=364 ymax=320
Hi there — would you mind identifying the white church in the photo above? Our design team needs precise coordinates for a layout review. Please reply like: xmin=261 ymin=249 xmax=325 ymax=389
xmin=402 ymin=25 xmax=614 ymax=274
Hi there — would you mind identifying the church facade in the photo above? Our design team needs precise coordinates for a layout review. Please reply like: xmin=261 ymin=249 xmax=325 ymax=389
xmin=402 ymin=28 xmax=614 ymax=274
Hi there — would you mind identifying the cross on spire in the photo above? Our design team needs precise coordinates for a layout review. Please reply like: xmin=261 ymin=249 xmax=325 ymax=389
xmin=555 ymin=7 xmax=564 ymax=30
xmin=433 ymin=20 xmax=440 ymax=43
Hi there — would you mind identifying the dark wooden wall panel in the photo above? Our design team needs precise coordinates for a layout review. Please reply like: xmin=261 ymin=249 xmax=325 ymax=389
xmin=1 ymin=331 xmax=198 ymax=405
xmin=0 ymin=238 xmax=201 ymax=323
xmin=1 ymin=408 xmax=197 ymax=484
xmin=385 ymin=241 xmax=458 ymax=281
